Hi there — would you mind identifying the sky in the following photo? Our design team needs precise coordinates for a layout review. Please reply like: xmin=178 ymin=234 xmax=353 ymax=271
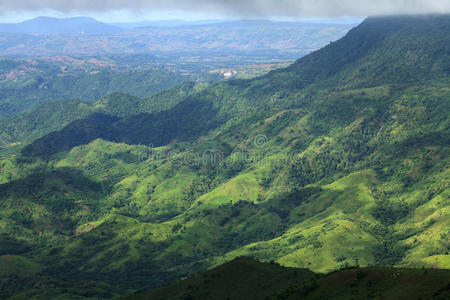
xmin=0 ymin=0 xmax=449 ymax=23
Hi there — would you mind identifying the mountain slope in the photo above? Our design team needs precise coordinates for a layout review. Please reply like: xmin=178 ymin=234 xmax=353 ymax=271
xmin=0 ymin=82 xmax=202 ymax=150
xmin=0 ymin=15 xmax=449 ymax=299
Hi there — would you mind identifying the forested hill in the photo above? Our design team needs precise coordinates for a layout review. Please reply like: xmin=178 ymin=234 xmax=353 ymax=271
xmin=126 ymin=257 xmax=450 ymax=300
xmin=0 ymin=82 xmax=200 ymax=148
xmin=0 ymin=15 xmax=449 ymax=299
xmin=283 ymin=15 xmax=450 ymax=85
xmin=246 ymin=14 xmax=450 ymax=96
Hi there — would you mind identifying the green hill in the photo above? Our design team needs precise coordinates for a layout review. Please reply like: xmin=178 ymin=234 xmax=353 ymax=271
xmin=125 ymin=257 xmax=315 ymax=300
xmin=124 ymin=257 xmax=450 ymax=300
xmin=0 ymin=82 xmax=202 ymax=150
xmin=0 ymin=15 xmax=449 ymax=299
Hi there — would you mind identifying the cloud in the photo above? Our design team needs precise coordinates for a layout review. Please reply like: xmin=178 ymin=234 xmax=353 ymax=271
xmin=0 ymin=0 xmax=449 ymax=17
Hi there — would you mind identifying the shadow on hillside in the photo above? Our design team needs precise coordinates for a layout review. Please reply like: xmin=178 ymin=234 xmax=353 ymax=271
xmin=0 ymin=167 xmax=105 ymax=217
xmin=22 ymin=97 xmax=221 ymax=157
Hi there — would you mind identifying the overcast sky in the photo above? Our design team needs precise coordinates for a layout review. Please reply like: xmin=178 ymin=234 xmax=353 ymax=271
xmin=1 ymin=0 xmax=449 ymax=22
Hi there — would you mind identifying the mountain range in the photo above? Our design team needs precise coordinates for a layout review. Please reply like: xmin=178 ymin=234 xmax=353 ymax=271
xmin=0 ymin=14 xmax=448 ymax=299
xmin=0 ymin=16 xmax=123 ymax=35
xmin=0 ymin=17 xmax=353 ymax=56
xmin=0 ymin=16 xmax=359 ymax=35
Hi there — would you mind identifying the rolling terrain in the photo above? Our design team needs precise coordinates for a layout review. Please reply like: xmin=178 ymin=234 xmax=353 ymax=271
xmin=0 ymin=14 xmax=448 ymax=299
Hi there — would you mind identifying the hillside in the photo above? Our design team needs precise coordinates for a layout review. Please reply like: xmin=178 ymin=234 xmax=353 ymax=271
xmin=125 ymin=257 xmax=450 ymax=300
xmin=0 ymin=15 xmax=449 ymax=299
xmin=0 ymin=82 xmax=202 ymax=149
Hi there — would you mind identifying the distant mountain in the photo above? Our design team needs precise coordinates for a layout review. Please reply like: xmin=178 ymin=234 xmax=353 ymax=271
xmin=0 ymin=18 xmax=353 ymax=55
xmin=111 ymin=19 xmax=227 ymax=29
xmin=0 ymin=16 xmax=123 ymax=35
xmin=111 ymin=17 xmax=362 ymax=29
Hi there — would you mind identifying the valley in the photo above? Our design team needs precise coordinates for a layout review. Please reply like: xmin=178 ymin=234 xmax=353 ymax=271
xmin=0 ymin=14 xmax=449 ymax=299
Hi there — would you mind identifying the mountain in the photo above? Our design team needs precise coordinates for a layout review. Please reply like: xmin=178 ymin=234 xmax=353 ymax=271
xmin=0 ymin=16 xmax=123 ymax=35
xmin=125 ymin=257 xmax=450 ymax=300
xmin=0 ymin=15 xmax=449 ymax=299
